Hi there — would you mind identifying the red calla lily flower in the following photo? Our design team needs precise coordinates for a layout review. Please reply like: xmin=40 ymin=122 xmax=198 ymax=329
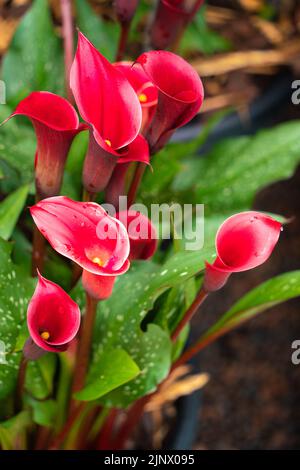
xmin=116 ymin=211 xmax=158 ymax=260
xmin=114 ymin=0 xmax=139 ymax=25
xmin=83 ymin=132 xmax=149 ymax=194
xmin=27 ymin=272 xmax=80 ymax=352
xmin=135 ymin=50 xmax=204 ymax=153
xmin=203 ymin=212 xmax=282 ymax=292
xmin=114 ymin=61 xmax=158 ymax=133
xmin=70 ymin=32 xmax=141 ymax=152
xmin=70 ymin=32 xmax=145 ymax=193
xmin=30 ymin=196 xmax=130 ymax=276
xmin=150 ymin=1 xmax=204 ymax=50
xmin=82 ymin=270 xmax=116 ymax=301
xmin=4 ymin=91 xmax=83 ymax=198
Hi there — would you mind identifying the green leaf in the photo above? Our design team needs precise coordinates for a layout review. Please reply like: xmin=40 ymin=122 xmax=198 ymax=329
xmin=2 ymin=0 xmax=64 ymax=105
xmin=26 ymin=397 xmax=57 ymax=427
xmin=0 ymin=239 xmax=35 ymax=400
xmin=201 ymin=271 xmax=300 ymax=344
xmin=172 ymin=120 xmax=300 ymax=214
xmin=75 ymin=0 xmax=118 ymax=61
xmin=0 ymin=185 xmax=29 ymax=240
xmin=73 ymin=245 xmax=214 ymax=407
xmin=0 ymin=117 xmax=36 ymax=191
xmin=25 ymin=354 xmax=57 ymax=400
xmin=74 ymin=349 xmax=140 ymax=401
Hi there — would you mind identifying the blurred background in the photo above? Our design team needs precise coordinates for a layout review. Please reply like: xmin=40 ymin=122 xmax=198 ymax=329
xmin=0 ymin=0 xmax=300 ymax=450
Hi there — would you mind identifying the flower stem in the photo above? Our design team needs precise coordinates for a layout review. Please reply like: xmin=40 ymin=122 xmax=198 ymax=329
xmin=60 ymin=0 xmax=74 ymax=103
xmin=31 ymin=225 xmax=46 ymax=276
xmin=127 ymin=162 xmax=146 ymax=208
xmin=71 ymin=294 xmax=98 ymax=400
xmin=116 ymin=23 xmax=130 ymax=61
xmin=172 ymin=324 xmax=232 ymax=370
xmin=171 ymin=287 xmax=208 ymax=342
xmin=113 ymin=396 xmax=149 ymax=449
xmin=15 ymin=354 xmax=27 ymax=412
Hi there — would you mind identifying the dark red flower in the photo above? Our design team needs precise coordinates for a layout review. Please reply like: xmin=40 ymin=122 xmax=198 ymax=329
xmin=135 ymin=50 xmax=204 ymax=153
xmin=4 ymin=91 xmax=83 ymax=198
xmin=114 ymin=0 xmax=139 ymax=25
xmin=27 ymin=272 xmax=80 ymax=352
xmin=30 ymin=196 xmax=130 ymax=276
xmin=150 ymin=1 xmax=204 ymax=50
xmin=82 ymin=270 xmax=116 ymax=300
xmin=203 ymin=212 xmax=282 ymax=292
xmin=70 ymin=32 xmax=146 ymax=193
xmin=116 ymin=211 xmax=158 ymax=260
xmin=114 ymin=61 xmax=158 ymax=133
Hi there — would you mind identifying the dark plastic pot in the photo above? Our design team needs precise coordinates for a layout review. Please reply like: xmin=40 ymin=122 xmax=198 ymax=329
xmin=164 ymin=70 xmax=293 ymax=450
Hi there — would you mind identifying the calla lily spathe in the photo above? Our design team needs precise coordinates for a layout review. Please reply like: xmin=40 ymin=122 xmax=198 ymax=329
xmin=70 ymin=32 xmax=148 ymax=193
xmin=27 ymin=272 xmax=80 ymax=353
xmin=4 ymin=91 xmax=84 ymax=198
xmin=135 ymin=50 xmax=204 ymax=153
xmin=116 ymin=211 xmax=158 ymax=260
xmin=30 ymin=196 xmax=130 ymax=276
xmin=203 ymin=211 xmax=282 ymax=292
xmin=150 ymin=0 xmax=204 ymax=50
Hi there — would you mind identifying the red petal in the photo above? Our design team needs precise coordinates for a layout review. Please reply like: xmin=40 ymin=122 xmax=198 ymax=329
xmin=114 ymin=61 xmax=158 ymax=108
xmin=5 ymin=92 xmax=82 ymax=197
xmin=27 ymin=272 xmax=80 ymax=352
xmin=135 ymin=50 xmax=204 ymax=152
xmin=116 ymin=210 xmax=158 ymax=260
xmin=70 ymin=32 xmax=142 ymax=150
xmin=82 ymin=270 xmax=116 ymax=300
xmin=214 ymin=211 xmax=282 ymax=272
xmin=117 ymin=135 xmax=150 ymax=165
xmin=30 ymin=196 xmax=130 ymax=276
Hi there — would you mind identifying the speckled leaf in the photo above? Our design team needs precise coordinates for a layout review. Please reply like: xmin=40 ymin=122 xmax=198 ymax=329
xmin=73 ymin=245 xmax=215 ymax=407
xmin=0 ymin=108 xmax=36 ymax=190
xmin=75 ymin=349 xmax=140 ymax=401
xmin=25 ymin=354 xmax=57 ymax=400
xmin=0 ymin=239 xmax=35 ymax=400
xmin=172 ymin=120 xmax=300 ymax=214
xmin=199 ymin=270 xmax=300 ymax=346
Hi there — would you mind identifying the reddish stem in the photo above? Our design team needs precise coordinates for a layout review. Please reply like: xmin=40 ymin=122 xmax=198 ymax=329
xmin=171 ymin=288 xmax=208 ymax=342
xmin=172 ymin=324 xmax=231 ymax=370
xmin=70 ymin=294 xmax=98 ymax=406
xmin=116 ymin=23 xmax=130 ymax=61
xmin=15 ymin=355 xmax=27 ymax=412
xmin=60 ymin=0 xmax=74 ymax=103
xmin=97 ymin=408 xmax=118 ymax=449
xmin=50 ymin=403 xmax=85 ymax=449
xmin=127 ymin=162 xmax=146 ymax=208
xmin=112 ymin=395 xmax=150 ymax=449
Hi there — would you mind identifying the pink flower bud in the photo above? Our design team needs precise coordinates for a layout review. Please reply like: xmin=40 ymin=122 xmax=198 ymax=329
xmin=116 ymin=211 xmax=157 ymax=260
xmin=203 ymin=212 xmax=282 ymax=292
xmin=27 ymin=272 xmax=80 ymax=353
